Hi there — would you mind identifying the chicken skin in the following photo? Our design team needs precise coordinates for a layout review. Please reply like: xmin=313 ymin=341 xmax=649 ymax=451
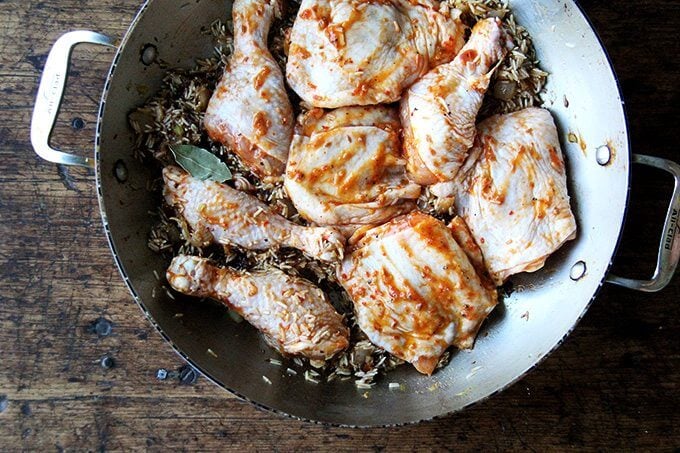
xmin=167 ymin=255 xmax=349 ymax=360
xmin=284 ymin=106 xmax=421 ymax=235
xmin=204 ymin=0 xmax=294 ymax=179
xmin=402 ymin=18 xmax=510 ymax=185
xmin=454 ymin=108 xmax=577 ymax=285
xmin=286 ymin=0 xmax=466 ymax=108
xmin=163 ymin=166 xmax=345 ymax=262
xmin=448 ymin=215 xmax=489 ymax=279
xmin=337 ymin=212 xmax=497 ymax=375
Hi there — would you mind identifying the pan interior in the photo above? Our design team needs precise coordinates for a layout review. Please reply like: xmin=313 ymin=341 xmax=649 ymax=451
xmin=96 ymin=0 xmax=629 ymax=425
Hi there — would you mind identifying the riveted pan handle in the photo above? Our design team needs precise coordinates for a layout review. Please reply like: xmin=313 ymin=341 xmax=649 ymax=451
xmin=607 ymin=154 xmax=680 ymax=292
xmin=31 ymin=31 xmax=116 ymax=168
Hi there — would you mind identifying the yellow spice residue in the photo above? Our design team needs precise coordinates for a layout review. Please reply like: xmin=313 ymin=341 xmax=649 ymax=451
xmin=567 ymin=131 xmax=587 ymax=155
xmin=606 ymin=139 xmax=617 ymax=165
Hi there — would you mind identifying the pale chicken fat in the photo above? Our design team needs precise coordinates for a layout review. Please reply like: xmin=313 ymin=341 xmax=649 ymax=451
xmin=286 ymin=0 xmax=466 ymax=107
xmin=284 ymin=106 xmax=421 ymax=234
xmin=167 ymin=255 xmax=349 ymax=359
xmin=337 ymin=212 xmax=497 ymax=375
xmin=163 ymin=166 xmax=345 ymax=262
xmin=402 ymin=17 xmax=511 ymax=185
xmin=204 ymin=0 xmax=294 ymax=179
xmin=454 ymin=108 xmax=577 ymax=285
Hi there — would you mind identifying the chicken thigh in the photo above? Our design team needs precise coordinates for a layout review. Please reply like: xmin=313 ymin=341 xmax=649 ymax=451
xmin=448 ymin=216 xmax=488 ymax=279
xmin=204 ymin=0 xmax=293 ymax=179
xmin=163 ymin=166 xmax=345 ymax=262
xmin=167 ymin=255 xmax=349 ymax=359
xmin=286 ymin=0 xmax=466 ymax=108
xmin=337 ymin=212 xmax=497 ymax=375
xmin=402 ymin=18 xmax=510 ymax=185
xmin=454 ymin=108 xmax=577 ymax=285
xmin=284 ymin=106 xmax=421 ymax=235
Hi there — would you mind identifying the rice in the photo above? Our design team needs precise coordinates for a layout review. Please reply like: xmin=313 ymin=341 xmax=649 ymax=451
xmin=131 ymin=0 xmax=547 ymax=387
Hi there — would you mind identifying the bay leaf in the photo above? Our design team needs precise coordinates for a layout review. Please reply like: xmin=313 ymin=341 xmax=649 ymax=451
xmin=170 ymin=144 xmax=232 ymax=183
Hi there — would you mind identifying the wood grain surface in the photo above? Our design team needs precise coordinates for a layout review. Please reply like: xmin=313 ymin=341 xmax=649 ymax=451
xmin=1 ymin=0 xmax=678 ymax=450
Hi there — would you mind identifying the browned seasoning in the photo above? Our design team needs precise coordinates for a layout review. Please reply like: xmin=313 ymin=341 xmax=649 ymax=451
xmin=252 ymin=111 xmax=271 ymax=137
xmin=326 ymin=24 xmax=346 ymax=49
xmin=606 ymin=139 xmax=617 ymax=165
xmin=548 ymin=145 xmax=564 ymax=171
xmin=459 ymin=49 xmax=478 ymax=65
xmin=253 ymin=66 xmax=271 ymax=90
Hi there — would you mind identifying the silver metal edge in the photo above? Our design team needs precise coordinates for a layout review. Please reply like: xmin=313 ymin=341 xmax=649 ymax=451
xmin=606 ymin=154 xmax=680 ymax=292
xmin=92 ymin=0 xmax=307 ymax=426
xmin=30 ymin=31 xmax=116 ymax=168
xmin=91 ymin=0 xmax=635 ymax=427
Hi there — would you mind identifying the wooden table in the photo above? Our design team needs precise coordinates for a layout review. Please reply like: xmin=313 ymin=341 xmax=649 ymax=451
xmin=1 ymin=0 xmax=678 ymax=449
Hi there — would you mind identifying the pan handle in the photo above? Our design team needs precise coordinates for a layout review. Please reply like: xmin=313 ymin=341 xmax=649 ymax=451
xmin=606 ymin=154 xmax=680 ymax=292
xmin=30 ymin=31 xmax=116 ymax=169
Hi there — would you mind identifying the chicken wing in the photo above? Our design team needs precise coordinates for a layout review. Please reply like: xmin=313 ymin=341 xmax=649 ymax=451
xmin=454 ymin=108 xmax=577 ymax=285
xmin=337 ymin=212 xmax=497 ymax=375
xmin=204 ymin=0 xmax=294 ymax=180
xmin=284 ymin=106 xmax=421 ymax=235
xmin=401 ymin=18 xmax=510 ymax=185
xmin=163 ymin=166 xmax=345 ymax=262
xmin=286 ymin=0 xmax=466 ymax=108
xmin=167 ymin=255 xmax=349 ymax=359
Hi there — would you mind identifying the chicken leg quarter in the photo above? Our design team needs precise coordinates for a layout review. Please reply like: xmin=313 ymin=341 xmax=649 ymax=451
xmin=163 ymin=166 xmax=345 ymax=262
xmin=401 ymin=18 xmax=510 ymax=186
xmin=167 ymin=255 xmax=349 ymax=360
xmin=204 ymin=0 xmax=294 ymax=179
xmin=286 ymin=0 xmax=466 ymax=107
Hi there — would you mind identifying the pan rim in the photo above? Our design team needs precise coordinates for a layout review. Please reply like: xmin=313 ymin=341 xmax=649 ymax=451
xmin=93 ymin=0 xmax=632 ymax=427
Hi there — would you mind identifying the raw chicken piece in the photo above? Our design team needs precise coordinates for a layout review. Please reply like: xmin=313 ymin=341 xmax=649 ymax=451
xmin=337 ymin=212 xmax=497 ymax=375
xmin=167 ymin=255 xmax=349 ymax=359
xmin=163 ymin=166 xmax=345 ymax=262
xmin=284 ymin=106 xmax=421 ymax=234
xmin=203 ymin=0 xmax=294 ymax=180
xmin=454 ymin=108 xmax=577 ymax=285
xmin=401 ymin=18 xmax=511 ymax=185
xmin=448 ymin=216 xmax=488 ymax=279
xmin=286 ymin=0 xmax=466 ymax=108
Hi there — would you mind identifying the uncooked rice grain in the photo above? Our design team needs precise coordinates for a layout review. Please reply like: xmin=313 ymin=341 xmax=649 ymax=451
xmin=131 ymin=0 xmax=547 ymax=388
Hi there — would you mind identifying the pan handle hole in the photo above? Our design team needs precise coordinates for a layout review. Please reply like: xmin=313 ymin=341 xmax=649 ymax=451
xmin=140 ymin=44 xmax=158 ymax=66
xmin=570 ymin=261 xmax=587 ymax=281
xmin=114 ymin=159 xmax=128 ymax=183
xmin=596 ymin=145 xmax=612 ymax=166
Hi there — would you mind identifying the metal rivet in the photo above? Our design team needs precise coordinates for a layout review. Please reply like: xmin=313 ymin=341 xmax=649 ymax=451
xmin=570 ymin=261 xmax=587 ymax=281
xmin=596 ymin=145 xmax=611 ymax=166
xmin=178 ymin=365 xmax=198 ymax=385
xmin=141 ymin=44 xmax=157 ymax=66
xmin=20 ymin=402 xmax=32 ymax=416
xmin=114 ymin=160 xmax=128 ymax=183
xmin=100 ymin=356 xmax=115 ymax=369
xmin=91 ymin=317 xmax=113 ymax=337
xmin=71 ymin=117 xmax=85 ymax=130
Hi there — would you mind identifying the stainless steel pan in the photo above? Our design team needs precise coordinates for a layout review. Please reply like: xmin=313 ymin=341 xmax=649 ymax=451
xmin=31 ymin=0 xmax=680 ymax=426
